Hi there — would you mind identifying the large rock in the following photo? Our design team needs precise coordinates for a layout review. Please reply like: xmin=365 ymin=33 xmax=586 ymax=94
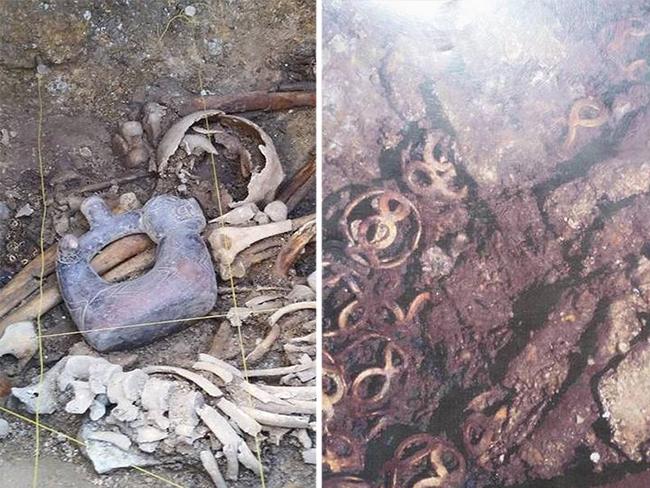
xmin=598 ymin=341 xmax=650 ymax=461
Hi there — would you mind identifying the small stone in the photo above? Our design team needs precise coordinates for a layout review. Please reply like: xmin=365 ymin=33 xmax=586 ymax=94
xmin=302 ymin=448 xmax=316 ymax=464
xmin=0 ymin=418 xmax=9 ymax=439
xmin=83 ymin=10 xmax=92 ymax=21
xmin=54 ymin=214 xmax=70 ymax=236
xmin=184 ymin=5 xmax=197 ymax=17
xmin=307 ymin=271 xmax=316 ymax=291
xmin=0 ymin=129 xmax=10 ymax=147
xmin=617 ymin=342 xmax=630 ymax=354
xmin=79 ymin=146 xmax=92 ymax=159
xmin=66 ymin=195 xmax=84 ymax=210
xmin=120 ymin=121 xmax=143 ymax=139
xmin=117 ymin=193 xmax=141 ymax=213
xmin=0 ymin=202 xmax=10 ymax=221
xmin=126 ymin=146 xmax=149 ymax=168
xmin=206 ymin=38 xmax=223 ymax=56
xmin=590 ymin=452 xmax=601 ymax=463
xmin=263 ymin=201 xmax=288 ymax=222
xmin=15 ymin=204 xmax=34 ymax=218
xmin=0 ymin=202 xmax=10 ymax=243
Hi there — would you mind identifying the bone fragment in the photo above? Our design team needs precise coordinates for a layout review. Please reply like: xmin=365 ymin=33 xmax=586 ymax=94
xmin=217 ymin=398 xmax=262 ymax=437
xmin=246 ymin=361 xmax=315 ymax=378
xmin=143 ymin=366 xmax=223 ymax=398
xmin=0 ymin=321 xmax=37 ymax=360
xmin=240 ymin=407 xmax=311 ymax=429
xmin=245 ymin=323 xmax=280 ymax=364
xmin=196 ymin=404 xmax=262 ymax=476
xmin=200 ymin=450 xmax=229 ymax=488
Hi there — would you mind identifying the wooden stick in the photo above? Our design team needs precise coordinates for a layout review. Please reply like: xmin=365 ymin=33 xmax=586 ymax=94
xmin=274 ymin=219 xmax=316 ymax=277
xmin=0 ymin=241 xmax=154 ymax=335
xmin=0 ymin=245 xmax=58 ymax=319
xmin=77 ymin=172 xmax=151 ymax=194
xmin=180 ymin=90 xmax=315 ymax=115
xmin=276 ymin=157 xmax=316 ymax=213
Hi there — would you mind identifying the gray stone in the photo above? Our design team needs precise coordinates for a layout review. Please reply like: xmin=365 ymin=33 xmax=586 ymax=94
xmin=263 ymin=200 xmax=288 ymax=222
xmin=598 ymin=341 xmax=650 ymax=461
xmin=80 ymin=423 xmax=159 ymax=474
xmin=0 ymin=418 xmax=9 ymax=439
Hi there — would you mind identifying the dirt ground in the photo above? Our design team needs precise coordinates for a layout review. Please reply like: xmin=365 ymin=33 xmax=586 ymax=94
xmin=0 ymin=1 xmax=315 ymax=487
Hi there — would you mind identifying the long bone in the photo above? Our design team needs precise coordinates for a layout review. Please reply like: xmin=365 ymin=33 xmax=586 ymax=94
xmin=207 ymin=214 xmax=315 ymax=276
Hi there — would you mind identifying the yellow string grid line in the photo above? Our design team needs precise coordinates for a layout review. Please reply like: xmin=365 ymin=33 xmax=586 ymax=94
xmin=39 ymin=307 xmax=281 ymax=339
xmin=32 ymin=70 xmax=47 ymax=488
xmin=198 ymin=70 xmax=267 ymax=488
xmin=0 ymin=405 xmax=186 ymax=488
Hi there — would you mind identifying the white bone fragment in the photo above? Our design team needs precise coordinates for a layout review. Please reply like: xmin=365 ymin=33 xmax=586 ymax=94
xmin=302 ymin=448 xmax=316 ymax=465
xmin=86 ymin=431 xmax=132 ymax=452
xmin=136 ymin=425 xmax=168 ymax=444
xmin=289 ymin=332 xmax=316 ymax=344
xmin=269 ymin=301 xmax=317 ymax=326
xmin=239 ymin=381 xmax=286 ymax=404
xmin=0 ymin=321 xmax=37 ymax=360
xmin=157 ymin=110 xmax=224 ymax=173
xmin=169 ymin=390 xmax=204 ymax=440
xmin=181 ymin=134 xmax=218 ymax=156
xmin=143 ymin=102 xmax=167 ymax=143
xmin=89 ymin=396 xmax=107 ymax=421
xmin=217 ymin=398 xmax=262 ymax=437
xmin=239 ymin=407 xmax=311 ymax=429
xmin=193 ymin=361 xmax=235 ymax=384
xmin=226 ymin=307 xmax=253 ymax=328
xmin=210 ymin=203 xmax=258 ymax=226
xmin=143 ymin=365 xmax=223 ymax=397
xmin=197 ymin=353 xmax=242 ymax=379
xmin=292 ymin=429 xmax=312 ymax=449
xmin=196 ymin=404 xmax=261 ymax=476
xmin=256 ymin=385 xmax=317 ymax=401
xmin=251 ymin=399 xmax=317 ymax=416
xmin=65 ymin=381 xmax=94 ymax=414
xmin=200 ymin=450 xmax=228 ymax=488
xmin=246 ymin=360 xmax=315 ymax=378
xmin=287 ymin=284 xmax=315 ymax=302
xmin=11 ymin=358 xmax=68 ymax=414
xmin=223 ymin=443 xmax=239 ymax=480
xmin=207 ymin=220 xmax=293 ymax=267
xmin=244 ymin=294 xmax=283 ymax=309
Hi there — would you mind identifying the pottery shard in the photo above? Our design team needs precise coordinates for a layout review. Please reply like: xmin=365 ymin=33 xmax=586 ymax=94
xmin=598 ymin=341 xmax=650 ymax=461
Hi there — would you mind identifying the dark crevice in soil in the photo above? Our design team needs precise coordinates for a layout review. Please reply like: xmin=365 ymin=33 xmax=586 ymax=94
xmin=490 ymin=278 xmax=571 ymax=384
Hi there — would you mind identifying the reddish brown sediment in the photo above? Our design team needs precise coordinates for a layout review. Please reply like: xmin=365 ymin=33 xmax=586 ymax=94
xmin=323 ymin=1 xmax=650 ymax=486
